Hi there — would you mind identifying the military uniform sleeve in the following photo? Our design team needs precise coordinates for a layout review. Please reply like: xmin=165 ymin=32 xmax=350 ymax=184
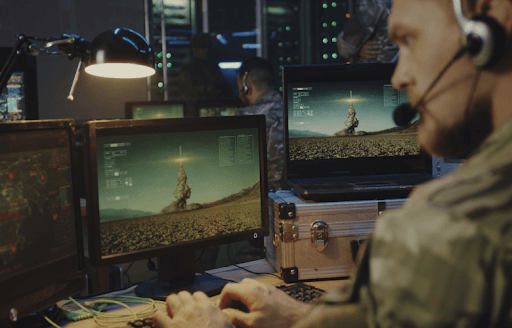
xmin=337 ymin=30 xmax=370 ymax=59
xmin=265 ymin=101 xmax=285 ymax=190
xmin=491 ymin=229 xmax=512 ymax=326
xmin=363 ymin=205 xmax=496 ymax=328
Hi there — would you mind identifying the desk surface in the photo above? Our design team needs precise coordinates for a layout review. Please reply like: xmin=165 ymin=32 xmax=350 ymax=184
xmin=56 ymin=259 xmax=345 ymax=327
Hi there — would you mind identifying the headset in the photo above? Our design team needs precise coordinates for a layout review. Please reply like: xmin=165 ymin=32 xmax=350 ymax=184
xmin=452 ymin=0 xmax=506 ymax=69
xmin=241 ymin=71 xmax=249 ymax=95
xmin=394 ymin=0 xmax=508 ymax=126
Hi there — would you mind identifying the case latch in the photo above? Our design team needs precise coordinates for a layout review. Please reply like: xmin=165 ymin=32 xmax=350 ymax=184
xmin=310 ymin=220 xmax=329 ymax=251
xmin=279 ymin=223 xmax=299 ymax=243
xmin=273 ymin=234 xmax=280 ymax=247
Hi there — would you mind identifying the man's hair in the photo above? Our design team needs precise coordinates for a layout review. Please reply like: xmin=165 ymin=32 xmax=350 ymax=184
xmin=238 ymin=57 xmax=276 ymax=90
xmin=466 ymin=0 xmax=477 ymax=11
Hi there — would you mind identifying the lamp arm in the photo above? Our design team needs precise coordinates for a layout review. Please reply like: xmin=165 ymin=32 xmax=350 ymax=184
xmin=0 ymin=29 xmax=153 ymax=101
xmin=0 ymin=35 xmax=35 ymax=95
xmin=0 ymin=32 xmax=92 ymax=100
xmin=67 ymin=59 xmax=83 ymax=101
xmin=55 ymin=34 xmax=90 ymax=61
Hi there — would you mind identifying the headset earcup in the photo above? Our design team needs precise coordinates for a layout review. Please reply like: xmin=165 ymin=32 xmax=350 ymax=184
xmin=242 ymin=71 xmax=249 ymax=94
xmin=470 ymin=15 xmax=507 ymax=69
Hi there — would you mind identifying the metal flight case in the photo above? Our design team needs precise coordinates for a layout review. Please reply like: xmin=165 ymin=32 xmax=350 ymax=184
xmin=265 ymin=190 xmax=406 ymax=283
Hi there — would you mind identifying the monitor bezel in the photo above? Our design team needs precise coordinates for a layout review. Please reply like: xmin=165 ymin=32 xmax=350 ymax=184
xmin=124 ymin=101 xmax=187 ymax=119
xmin=0 ymin=47 xmax=39 ymax=121
xmin=282 ymin=62 xmax=432 ymax=179
xmin=83 ymin=115 xmax=269 ymax=268
xmin=0 ymin=119 xmax=85 ymax=324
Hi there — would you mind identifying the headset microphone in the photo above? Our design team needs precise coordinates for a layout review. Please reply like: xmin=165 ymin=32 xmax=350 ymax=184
xmin=393 ymin=103 xmax=417 ymax=126
xmin=393 ymin=47 xmax=467 ymax=126
xmin=394 ymin=0 xmax=507 ymax=126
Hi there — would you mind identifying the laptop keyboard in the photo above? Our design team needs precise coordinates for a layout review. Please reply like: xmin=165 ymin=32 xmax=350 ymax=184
xmin=294 ymin=174 xmax=431 ymax=190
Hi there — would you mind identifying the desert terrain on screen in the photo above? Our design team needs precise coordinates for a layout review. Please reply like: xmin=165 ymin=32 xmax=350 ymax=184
xmin=96 ymin=128 xmax=261 ymax=256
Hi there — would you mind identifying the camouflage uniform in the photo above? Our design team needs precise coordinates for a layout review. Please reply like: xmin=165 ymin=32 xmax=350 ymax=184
xmin=337 ymin=0 xmax=398 ymax=63
xmin=238 ymin=90 xmax=284 ymax=192
xmin=294 ymin=116 xmax=512 ymax=327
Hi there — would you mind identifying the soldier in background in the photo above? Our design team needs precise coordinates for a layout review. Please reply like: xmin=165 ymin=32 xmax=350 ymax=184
xmin=337 ymin=0 xmax=398 ymax=63
xmin=236 ymin=57 xmax=284 ymax=191
xmin=178 ymin=33 xmax=232 ymax=116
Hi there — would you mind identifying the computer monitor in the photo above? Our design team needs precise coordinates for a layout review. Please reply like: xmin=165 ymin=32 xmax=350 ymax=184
xmin=125 ymin=101 xmax=186 ymax=119
xmin=0 ymin=119 xmax=85 ymax=326
xmin=196 ymin=99 xmax=243 ymax=117
xmin=0 ymin=47 xmax=39 ymax=122
xmin=282 ymin=62 xmax=431 ymax=178
xmin=83 ymin=115 xmax=268 ymax=299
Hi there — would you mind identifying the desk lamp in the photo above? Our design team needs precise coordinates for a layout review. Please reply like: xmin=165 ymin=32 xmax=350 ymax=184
xmin=0 ymin=28 xmax=155 ymax=100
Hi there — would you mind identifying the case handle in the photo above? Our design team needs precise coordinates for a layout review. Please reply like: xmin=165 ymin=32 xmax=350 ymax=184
xmin=310 ymin=220 xmax=329 ymax=251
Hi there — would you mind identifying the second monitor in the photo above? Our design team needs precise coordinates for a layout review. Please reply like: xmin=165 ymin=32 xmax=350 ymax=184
xmin=125 ymin=101 xmax=186 ymax=119
xmin=83 ymin=115 xmax=268 ymax=300
xmin=196 ymin=99 xmax=243 ymax=117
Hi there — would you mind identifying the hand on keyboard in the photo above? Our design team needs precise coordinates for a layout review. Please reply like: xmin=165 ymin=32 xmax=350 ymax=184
xmin=153 ymin=290 xmax=233 ymax=328
xmin=219 ymin=278 xmax=312 ymax=328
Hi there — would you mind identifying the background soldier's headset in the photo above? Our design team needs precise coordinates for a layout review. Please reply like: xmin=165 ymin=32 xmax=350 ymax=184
xmin=240 ymin=57 xmax=276 ymax=95
xmin=393 ymin=0 xmax=508 ymax=126
xmin=242 ymin=70 xmax=249 ymax=95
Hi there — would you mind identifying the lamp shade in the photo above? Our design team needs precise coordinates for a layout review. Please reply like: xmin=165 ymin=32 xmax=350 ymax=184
xmin=85 ymin=28 xmax=156 ymax=78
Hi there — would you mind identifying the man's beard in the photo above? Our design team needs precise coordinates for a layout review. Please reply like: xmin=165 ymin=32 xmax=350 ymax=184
xmin=430 ymin=97 xmax=493 ymax=158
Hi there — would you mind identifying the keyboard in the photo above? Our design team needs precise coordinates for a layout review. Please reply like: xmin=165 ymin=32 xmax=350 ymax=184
xmin=276 ymin=283 xmax=325 ymax=303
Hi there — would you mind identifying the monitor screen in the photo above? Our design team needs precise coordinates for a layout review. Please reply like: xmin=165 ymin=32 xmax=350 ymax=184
xmin=0 ymin=47 xmax=39 ymax=122
xmin=283 ymin=63 xmax=430 ymax=178
xmin=125 ymin=101 xmax=185 ymax=119
xmin=83 ymin=115 xmax=268 ymax=299
xmin=196 ymin=99 xmax=243 ymax=117
xmin=0 ymin=120 xmax=85 ymax=326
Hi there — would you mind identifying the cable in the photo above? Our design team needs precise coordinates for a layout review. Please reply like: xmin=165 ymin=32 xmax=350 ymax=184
xmin=59 ymin=295 xmax=166 ymax=325
xmin=195 ymin=248 xmax=206 ymax=262
xmin=233 ymin=263 xmax=282 ymax=280
xmin=233 ymin=246 xmax=265 ymax=264
xmin=147 ymin=258 xmax=158 ymax=271
xmin=200 ymin=271 xmax=238 ymax=283
xmin=41 ymin=313 xmax=62 ymax=328
xmin=123 ymin=261 xmax=135 ymax=285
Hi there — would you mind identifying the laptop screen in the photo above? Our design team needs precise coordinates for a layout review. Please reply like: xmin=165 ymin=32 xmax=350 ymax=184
xmin=283 ymin=63 xmax=431 ymax=179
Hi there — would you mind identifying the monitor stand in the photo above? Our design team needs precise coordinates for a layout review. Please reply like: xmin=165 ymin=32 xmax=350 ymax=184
xmin=134 ymin=249 xmax=228 ymax=301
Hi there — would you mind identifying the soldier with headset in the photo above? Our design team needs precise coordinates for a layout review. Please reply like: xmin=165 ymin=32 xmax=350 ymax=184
xmin=154 ymin=0 xmax=512 ymax=327
xmin=236 ymin=57 xmax=285 ymax=192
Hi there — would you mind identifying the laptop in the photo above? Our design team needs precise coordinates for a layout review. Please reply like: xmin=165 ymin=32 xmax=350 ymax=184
xmin=282 ymin=62 xmax=433 ymax=202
